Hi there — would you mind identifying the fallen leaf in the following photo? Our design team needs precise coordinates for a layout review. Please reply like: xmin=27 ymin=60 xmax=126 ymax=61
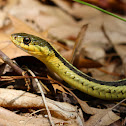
xmin=86 ymin=108 xmax=120 ymax=126
xmin=0 ymin=88 xmax=82 ymax=120
xmin=52 ymin=84 xmax=67 ymax=93
xmin=8 ymin=14 xmax=42 ymax=37
xmin=0 ymin=107 xmax=77 ymax=126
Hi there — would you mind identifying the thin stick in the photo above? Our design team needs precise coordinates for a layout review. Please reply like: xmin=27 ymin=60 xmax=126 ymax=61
xmin=0 ymin=50 xmax=24 ymax=75
xmin=111 ymin=98 xmax=126 ymax=110
xmin=70 ymin=24 xmax=88 ymax=64
xmin=0 ymin=50 xmax=30 ymax=89
xmin=27 ymin=69 xmax=54 ymax=126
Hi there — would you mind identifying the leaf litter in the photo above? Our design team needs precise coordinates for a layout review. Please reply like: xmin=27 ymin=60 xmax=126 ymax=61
xmin=0 ymin=0 xmax=126 ymax=125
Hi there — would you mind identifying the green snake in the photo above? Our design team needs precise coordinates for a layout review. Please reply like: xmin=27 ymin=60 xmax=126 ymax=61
xmin=10 ymin=33 xmax=126 ymax=100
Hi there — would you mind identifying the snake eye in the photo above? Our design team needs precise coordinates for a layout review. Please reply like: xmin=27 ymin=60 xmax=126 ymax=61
xmin=23 ymin=37 xmax=31 ymax=45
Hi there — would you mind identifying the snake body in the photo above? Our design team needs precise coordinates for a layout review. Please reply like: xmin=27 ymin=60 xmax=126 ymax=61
xmin=11 ymin=33 xmax=126 ymax=100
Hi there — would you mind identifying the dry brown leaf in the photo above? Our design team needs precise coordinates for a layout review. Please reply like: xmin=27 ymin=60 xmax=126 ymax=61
xmin=86 ymin=108 xmax=120 ymax=126
xmin=0 ymin=107 xmax=77 ymax=126
xmin=1 ymin=41 xmax=27 ymax=59
xmin=0 ymin=11 xmax=9 ymax=28
xmin=0 ymin=33 xmax=10 ymax=48
xmin=7 ymin=0 xmax=78 ymax=39
xmin=77 ymin=98 xmax=94 ymax=115
xmin=52 ymin=84 xmax=67 ymax=93
xmin=76 ymin=98 xmax=120 ymax=126
xmin=78 ymin=97 xmax=120 ymax=126
xmin=51 ymin=0 xmax=73 ymax=14
xmin=51 ymin=0 xmax=101 ymax=19
xmin=0 ymin=88 xmax=84 ymax=122
xmin=8 ymin=14 xmax=58 ymax=44
xmin=8 ymin=14 xmax=42 ymax=37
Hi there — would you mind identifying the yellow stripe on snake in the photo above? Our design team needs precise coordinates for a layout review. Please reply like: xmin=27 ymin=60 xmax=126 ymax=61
xmin=11 ymin=33 xmax=126 ymax=100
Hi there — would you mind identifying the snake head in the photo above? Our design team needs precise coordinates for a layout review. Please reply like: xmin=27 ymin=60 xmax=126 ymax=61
xmin=11 ymin=33 xmax=55 ymax=60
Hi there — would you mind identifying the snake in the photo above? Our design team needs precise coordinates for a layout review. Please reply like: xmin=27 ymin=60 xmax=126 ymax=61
xmin=10 ymin=33 xmax=126 ymax=100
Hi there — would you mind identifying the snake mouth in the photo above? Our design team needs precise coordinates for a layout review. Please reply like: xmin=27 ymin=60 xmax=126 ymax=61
xmin=10 ymin=34 xmax=21 ymax=45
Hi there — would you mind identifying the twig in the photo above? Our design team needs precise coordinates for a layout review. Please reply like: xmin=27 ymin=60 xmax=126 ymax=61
xmin=70 ymin=24 xmax=88 ymax=64
xmin=27 ymin=69 xmax=54 ymax=126
xmin=0 ymin=50 xmax=24 ymax=75
xmin=111 ymin=98 xmax=126 ymax=110
xmin=0 ymin=50 xmax=30 ymax=90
